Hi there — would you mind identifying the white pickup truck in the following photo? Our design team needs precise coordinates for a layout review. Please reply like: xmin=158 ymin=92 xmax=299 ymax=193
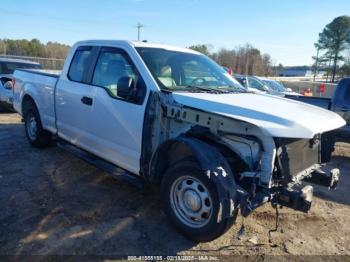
xmin=13 ymin=40 xmax=346 ymax=242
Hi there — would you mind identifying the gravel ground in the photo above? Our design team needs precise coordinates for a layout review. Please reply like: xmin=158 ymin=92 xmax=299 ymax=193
xmin=1 ymin=111 xmax=350 ymax=260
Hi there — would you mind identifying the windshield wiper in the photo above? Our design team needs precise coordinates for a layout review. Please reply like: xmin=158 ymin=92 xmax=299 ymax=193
xmin=178 ymin=85 xmax=234 ymax=94
xmin=216 ymin=85 xmax=248 ymax=93
xmin=165 ymin=85 xmax=246 ymax=94
xmin=185 ymin=85 xmax=220 ymax=92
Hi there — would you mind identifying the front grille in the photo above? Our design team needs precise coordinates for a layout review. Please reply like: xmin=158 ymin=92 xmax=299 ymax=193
xmin=274 ymin=136 xmax=320 ymax=183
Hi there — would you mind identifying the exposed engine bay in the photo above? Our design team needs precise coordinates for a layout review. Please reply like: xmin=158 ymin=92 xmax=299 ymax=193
xmin=141 ymin=92 xmax=340 ymax=218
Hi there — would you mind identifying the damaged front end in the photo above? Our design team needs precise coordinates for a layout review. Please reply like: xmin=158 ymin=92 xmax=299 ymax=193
xmin=143 ymin=91 xmax=340 ymax=222
xmin=239 ymin=135 xmax=340 ymax=217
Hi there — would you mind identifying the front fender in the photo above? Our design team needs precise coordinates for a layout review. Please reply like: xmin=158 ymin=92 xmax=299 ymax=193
xmin=150 ymin=137 xmax=238 ymax=221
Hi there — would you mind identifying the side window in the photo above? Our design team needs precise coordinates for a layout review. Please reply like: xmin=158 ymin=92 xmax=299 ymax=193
xmin=92 ymin=49 xmax=145 ymax=103
xmin=248 ymin=77 xmax=264 ymax=90
xmin=68 ymin=48 xmax=91 ymax=82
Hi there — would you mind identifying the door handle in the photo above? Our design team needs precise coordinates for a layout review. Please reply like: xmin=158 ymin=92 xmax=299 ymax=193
xmin=81 ymin=96 xmax=93 ymax=106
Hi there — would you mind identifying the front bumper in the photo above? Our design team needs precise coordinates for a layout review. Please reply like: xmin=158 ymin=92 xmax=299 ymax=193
xmin=240 ymin=167 xmax=340 ymax=216
xmin=276 ymin=185 xmax=313 ymax=213
xmin=276 ymin=167 xmax=340 ymax=213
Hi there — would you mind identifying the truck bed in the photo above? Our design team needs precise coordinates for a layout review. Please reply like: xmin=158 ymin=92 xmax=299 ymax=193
xmin=285 ymin=95 xmax=332 ymax=110
xmin=17 ymin=68 xmax=61 ymax=78
xmin=13 ymin=69 xmax=59 ymax=133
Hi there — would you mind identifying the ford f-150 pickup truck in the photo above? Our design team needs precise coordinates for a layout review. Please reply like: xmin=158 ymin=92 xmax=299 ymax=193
xmin=286 ymin=78 xmax=350 ymax=143
xmin=13 ymin=40 xmax=346 ymax=242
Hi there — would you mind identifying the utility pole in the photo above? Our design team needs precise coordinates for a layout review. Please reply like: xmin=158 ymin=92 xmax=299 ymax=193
xmin=136 ymin=23 xmax=144 ymax=41
xmin=313 ymin=44 xmax=320 ymax=82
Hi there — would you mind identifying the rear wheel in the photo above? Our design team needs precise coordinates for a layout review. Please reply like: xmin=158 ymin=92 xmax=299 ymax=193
xmin=23 ymin=101 xmax=51 ymax=148
xmin=161 ymin=160 xmax=236 ymax=242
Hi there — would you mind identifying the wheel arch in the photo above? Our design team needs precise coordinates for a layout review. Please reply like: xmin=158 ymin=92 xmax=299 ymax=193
xmin=148 ymin=132 xmax=248 ymax=184
xmin=21 ymin=94 xmax=45 ymax=133
xmin=22 ymin=94 xmax=38 ymax=115
xmin=149 ymin=136 xmax=240 ymax=221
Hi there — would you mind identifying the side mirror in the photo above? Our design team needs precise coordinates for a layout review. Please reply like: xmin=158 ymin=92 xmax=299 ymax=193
xmin=117 ymin=76 xmax=146 ymax=104
xmin=3 ymin=81 xmax=13 ymax=90
xmin=117 ymin=76 xmax=134 ymax=99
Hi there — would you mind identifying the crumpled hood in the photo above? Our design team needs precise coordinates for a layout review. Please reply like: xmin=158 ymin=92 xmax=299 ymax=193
xmin=172 ymin=92 xmax=346 ymax=138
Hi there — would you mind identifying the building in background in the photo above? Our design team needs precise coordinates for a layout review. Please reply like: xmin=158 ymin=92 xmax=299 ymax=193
xmin=278 ymin=66 xmax=325 ymax=77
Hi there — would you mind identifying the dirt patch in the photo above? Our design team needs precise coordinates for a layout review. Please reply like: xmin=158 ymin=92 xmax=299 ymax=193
xmin=1 ymin=112 xmax=350 ymax=259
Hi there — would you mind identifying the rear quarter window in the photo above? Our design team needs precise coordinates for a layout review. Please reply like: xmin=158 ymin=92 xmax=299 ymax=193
xmin=68 ymin=48 xmax=92 ymax=82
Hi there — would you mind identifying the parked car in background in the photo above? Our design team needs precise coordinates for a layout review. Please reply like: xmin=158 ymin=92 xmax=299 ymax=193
xmin=233 ymin=74 xmax=269 ymax=94
xmin=0 ymin=58 xmax=42 ymax=110
xmin=286 ymin=78 xmax=350 ymax=143
xmin=257 ymin=77 xmax=301 ymax=96
xmin=12 ymin=40 xmax=345 ymax=242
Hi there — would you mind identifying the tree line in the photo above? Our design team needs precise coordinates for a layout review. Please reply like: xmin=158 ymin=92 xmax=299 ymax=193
xmin=188 ymin=43 xmax=275 ymax=76
xmin=0 ymin=38 xmax=275 ymax=74
xmin=0 ymin=38 xmax=70 ymax=69
xmin=0 ymin=38 xmax=70 ymax=59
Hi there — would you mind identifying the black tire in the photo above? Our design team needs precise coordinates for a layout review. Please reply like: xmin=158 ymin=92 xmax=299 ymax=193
xmin=23 ymin=101 xmax=51 ymax=148
xmin=161 ymin=160 xmax=236 ymax=242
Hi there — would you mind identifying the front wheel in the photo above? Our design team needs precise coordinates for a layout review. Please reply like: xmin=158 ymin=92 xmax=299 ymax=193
xmin=23 ymin=102 xmax=51 ymax=148
xmin=161 ymin=160 xmax=236 ymax=242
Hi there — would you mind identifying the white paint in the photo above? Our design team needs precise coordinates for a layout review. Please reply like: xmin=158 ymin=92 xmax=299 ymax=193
xmin=172 ymin=92 xmax=346 ymax=138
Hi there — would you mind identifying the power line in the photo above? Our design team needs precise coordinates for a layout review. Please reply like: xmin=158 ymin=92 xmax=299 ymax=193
xmin=136 ymin=23 xmax=144 ymax=41
xmin=0 ymin=9 xmax=132 ymax=28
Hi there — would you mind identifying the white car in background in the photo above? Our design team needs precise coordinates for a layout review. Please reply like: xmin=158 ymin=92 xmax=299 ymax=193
xmin=233 ymin=74 xmax=269 ymax=94
xmin=0 ymin=58 xmax=41 ymax=110
xmin=257 ymin=76 xmax=301 ymax=96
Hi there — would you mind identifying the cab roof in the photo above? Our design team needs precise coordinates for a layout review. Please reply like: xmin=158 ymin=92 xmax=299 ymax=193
xmin=74 ymin=40 xmax=200 ymax=55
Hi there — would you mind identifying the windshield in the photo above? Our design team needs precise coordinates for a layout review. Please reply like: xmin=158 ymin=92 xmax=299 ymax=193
xmin=248 ymin=76 xmax=268 ymax=91
xmin=0 ymin=61 xmax=42 ymax=74
xmin=262 ymin=79 xmax=285 ymax=92
xmin=136 ymin=47 xmax=245 ymax=93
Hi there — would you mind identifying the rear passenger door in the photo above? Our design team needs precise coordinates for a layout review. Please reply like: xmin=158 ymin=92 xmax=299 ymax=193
xmin=55 ymin=46 xmax=99 ymax=151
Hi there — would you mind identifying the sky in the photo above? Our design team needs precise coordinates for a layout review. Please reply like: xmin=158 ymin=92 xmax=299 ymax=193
xmin=0 ymin=0 xmax=349 ymax=66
